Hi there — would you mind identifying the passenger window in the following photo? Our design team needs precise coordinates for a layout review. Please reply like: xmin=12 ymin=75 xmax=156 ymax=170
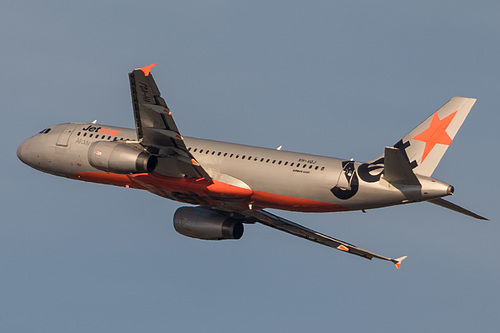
xmin=260 ymin=158 xmax=264 ymax=162
xmin=278 ymin=161 xmax=282 ymax=165
xmin=284 ymin=161 xmax=288 ymax=165
xmin=217 ymin=152 xmax=221 ymax=156
xmin=315 ymin=166 xmax=319 ymax=170
xmin=224 ymin=153 xmax=228 ymax=157
xmin=242 ymin=155 xmax=246 ymax=159
xmin=290 ymin=162 xmax=294 ymax=166
xmin=321 ymin=167 xmax=325 ymax=171
xmin=230 ymin=154 xmax=234 ymax=158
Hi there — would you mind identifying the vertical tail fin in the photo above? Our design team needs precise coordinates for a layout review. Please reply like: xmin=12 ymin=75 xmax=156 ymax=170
xmin=393 ymin=97 xmax=476 ymax=176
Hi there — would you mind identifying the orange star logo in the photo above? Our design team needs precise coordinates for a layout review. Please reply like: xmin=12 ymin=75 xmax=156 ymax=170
xmin=412 ymin=111 xmax=457 ymax=162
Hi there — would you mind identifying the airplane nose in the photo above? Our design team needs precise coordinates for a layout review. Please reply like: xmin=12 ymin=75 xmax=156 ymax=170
xmin=17 ymin=138 xmax=34 ymax=166
xmin=17 ymin=140 xmax=26 ymax=163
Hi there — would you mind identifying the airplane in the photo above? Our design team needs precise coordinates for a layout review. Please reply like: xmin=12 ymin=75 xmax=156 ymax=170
xmin=17 ymin=64 xmax=488 ymax=269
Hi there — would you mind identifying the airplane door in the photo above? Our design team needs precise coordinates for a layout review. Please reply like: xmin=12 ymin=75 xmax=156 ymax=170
xmin=56 ymin=124 xmax=78 ymax=147
xmin=335 ymin=160 xmax=356 ymax=190
xmin=330 ymin=160 xmax=360 ymax=200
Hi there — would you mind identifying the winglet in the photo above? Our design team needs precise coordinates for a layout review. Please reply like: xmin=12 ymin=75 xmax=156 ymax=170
xmin=392 ymin=256 xmax=408 ymax=269
xmin=139 ymin=63 xmax=157 ymax=76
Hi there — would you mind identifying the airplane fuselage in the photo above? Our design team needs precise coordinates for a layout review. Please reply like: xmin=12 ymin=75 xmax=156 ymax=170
xmin=18 ymin=122 xmax=452 ymax=213
xmin=16 ymin=65 xmax=484 ymax=267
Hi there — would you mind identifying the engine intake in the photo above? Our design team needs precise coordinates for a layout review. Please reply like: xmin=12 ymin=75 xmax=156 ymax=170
xmin=174 ymin=206 xmax=244 ymax=240
xmin=88 ymin=141 xmax=157 ymax=174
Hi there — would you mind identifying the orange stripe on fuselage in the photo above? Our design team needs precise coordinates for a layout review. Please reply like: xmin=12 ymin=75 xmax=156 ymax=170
xmin=132 ymin=173 xmax=253 ymax=199
xmin=74 ymin=172 xmax=145 ymax=189
xmin=73 ymin=172 xmax=348 ymax=212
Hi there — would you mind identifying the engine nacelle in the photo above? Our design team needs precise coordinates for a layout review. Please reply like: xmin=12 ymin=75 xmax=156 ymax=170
xmin=173 ymin=206 xmax=244 ymax=240
xmin=88 ymin=141 xmax=157 ymax=174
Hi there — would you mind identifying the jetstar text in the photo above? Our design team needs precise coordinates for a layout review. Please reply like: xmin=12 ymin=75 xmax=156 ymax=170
xmin=82 ymin=125 xmax=121 ymax=136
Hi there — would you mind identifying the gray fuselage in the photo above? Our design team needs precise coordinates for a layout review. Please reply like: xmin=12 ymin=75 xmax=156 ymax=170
xmin=17 ymin=122 xmax=452 ymax=212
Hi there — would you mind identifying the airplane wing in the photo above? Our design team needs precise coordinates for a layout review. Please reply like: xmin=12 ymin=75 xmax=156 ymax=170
xmin=129 ymin=64 xmax=212 ymax=181
xmin=242 ymin=210 xmax=407 ymax=268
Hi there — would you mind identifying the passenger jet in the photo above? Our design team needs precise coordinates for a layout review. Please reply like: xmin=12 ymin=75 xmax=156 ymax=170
xmin=17 ymin=64 xmax=487 ymax=268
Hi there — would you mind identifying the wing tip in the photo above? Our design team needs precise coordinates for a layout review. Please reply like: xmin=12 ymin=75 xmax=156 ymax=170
xmin=138 ymin=63 xmax=157 ymax=76
xmin=393 ymin=255 xmax=408 ymax=269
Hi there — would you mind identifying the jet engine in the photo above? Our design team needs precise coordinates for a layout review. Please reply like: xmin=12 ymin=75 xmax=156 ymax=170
xmin=88 ymin=141 xmax=157 ymax=174
xmin=173 ymin=206 xmax=244 ymax=240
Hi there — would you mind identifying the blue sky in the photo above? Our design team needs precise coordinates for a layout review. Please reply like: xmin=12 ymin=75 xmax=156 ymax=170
xmin=1 ymin=1 xmax=499 ymax=332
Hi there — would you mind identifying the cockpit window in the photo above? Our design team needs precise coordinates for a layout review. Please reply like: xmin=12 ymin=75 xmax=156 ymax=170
xmin=39 ymin=128 xmax=51 ymax=134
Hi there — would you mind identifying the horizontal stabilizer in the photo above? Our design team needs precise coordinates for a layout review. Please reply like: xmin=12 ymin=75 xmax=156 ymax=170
xmin=384 ymin=147 xmax=420 ymax=185
xmin=427 ymin=198 xmax=489 ymax=221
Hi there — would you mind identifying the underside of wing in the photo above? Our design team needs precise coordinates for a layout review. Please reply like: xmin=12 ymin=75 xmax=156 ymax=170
xmin=241 ymin=210 xmax=407 ymax=269
xmin=129 ymin=64 xmax=212 ymax=181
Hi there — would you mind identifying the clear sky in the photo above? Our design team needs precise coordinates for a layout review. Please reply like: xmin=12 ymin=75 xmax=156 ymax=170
xmin=1 ymin=1 xmax=499 ymax=332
